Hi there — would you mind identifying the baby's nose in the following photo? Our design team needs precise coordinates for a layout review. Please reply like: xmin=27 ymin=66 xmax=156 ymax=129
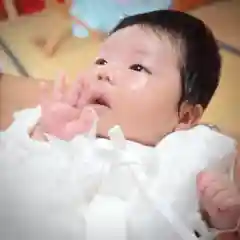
xmin=97 ymin=72 xmax=111 ymax=82
xmin=96 ymin=66 xmax=113 ymax=84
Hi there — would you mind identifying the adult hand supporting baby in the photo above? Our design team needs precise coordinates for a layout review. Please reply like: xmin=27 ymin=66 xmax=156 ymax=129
xmin=197 ymin=170 xmax=240 ymax=239
xmin=31 ymin=73 xmax=96 ymax=141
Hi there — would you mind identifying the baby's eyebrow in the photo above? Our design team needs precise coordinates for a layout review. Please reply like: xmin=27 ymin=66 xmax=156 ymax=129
xmin=134 ymin=49 xmax=149 ymax=56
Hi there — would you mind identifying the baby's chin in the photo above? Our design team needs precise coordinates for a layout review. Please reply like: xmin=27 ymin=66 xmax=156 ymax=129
xmin=96 ymin=133 xmax=109 ymax=140
xmin=95 ymin=114 xmax=116 ymax=138
xmin=95 ymin=126 xmax=155 ymax=147
xmin=94 ymin=115 xmax=157 ymax=146
xmin=95 ymin=125 xmax=111 ymax=140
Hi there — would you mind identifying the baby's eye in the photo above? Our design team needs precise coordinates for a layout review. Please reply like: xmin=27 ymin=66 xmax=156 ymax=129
xmin=95 ymin=58 xmax=108 ymax=65
xmin=129 ymin=64 xmax=151 ymax=74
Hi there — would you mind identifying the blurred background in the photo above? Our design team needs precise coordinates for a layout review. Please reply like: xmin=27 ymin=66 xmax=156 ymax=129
xmin=0 ymin=0 xmax=239 ymax=140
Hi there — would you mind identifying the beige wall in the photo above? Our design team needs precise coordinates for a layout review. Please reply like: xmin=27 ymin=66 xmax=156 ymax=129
xmin=202 ymin=50 xmax=240 ymax=141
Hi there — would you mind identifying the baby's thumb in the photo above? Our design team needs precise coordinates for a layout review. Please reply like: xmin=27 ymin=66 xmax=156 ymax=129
xmin=66 ymin=107 xmax=98 ymax=138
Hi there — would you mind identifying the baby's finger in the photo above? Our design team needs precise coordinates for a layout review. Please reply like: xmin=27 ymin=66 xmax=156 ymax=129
xmin=77 ymin=80 xmax=91 ymax=109
xmin=198 ymin=172 xmax=240 ymax=227
xmin=50 ymin=103 xmax=80 ymax=122
xmin=201 ymin=184 xmax=239 ymax=214
xmin=39 ymin=81 xmax=52 ymax=107
xmin=65 ymin=116 xmax=91 ymax=139
xmin=200 ymin=183 xmax=238 ymax=215
xmin=200 ymin=196 xmax=218 ymax=220
xmin=199 ymin=194 xmax=237 ymax=230
xmin=204 ymin=182 xmax=230 ymax=203
xmin=66 ymin=107 xmax=97 ymax=137
xmin=197 ymin=172 xmax=229 ymax=210
xmin=65 ymin=77 xmax=83 ymax=106
xmin=197 ymin=171 xmax=229 ymax=195
xmin=53 ymin=72 xmax=68 ymax=101
xmin=210 ymin=185 xmax=240 ymax=211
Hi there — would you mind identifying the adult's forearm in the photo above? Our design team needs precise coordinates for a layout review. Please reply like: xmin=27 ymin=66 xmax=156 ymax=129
xmin=0 ymin=74 xmax=51 ymax=130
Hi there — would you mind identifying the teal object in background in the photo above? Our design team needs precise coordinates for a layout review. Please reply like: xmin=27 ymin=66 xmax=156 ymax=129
xmin=71 ymin=0 xmax=172 ymax=38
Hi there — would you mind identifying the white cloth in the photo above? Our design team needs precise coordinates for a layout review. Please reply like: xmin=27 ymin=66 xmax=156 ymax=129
xmin=0 ymin=107 xmax=237 ymax=240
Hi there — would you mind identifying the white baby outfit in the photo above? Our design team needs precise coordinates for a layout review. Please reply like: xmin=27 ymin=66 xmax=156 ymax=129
xmin=0 ymin=107 xmax=237 ymax=240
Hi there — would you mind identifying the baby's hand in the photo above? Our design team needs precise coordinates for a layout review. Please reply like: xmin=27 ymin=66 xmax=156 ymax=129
xmin=32 ymin=74 xmax=95 ymax=140
xmin=197 ymin=171 xmax=240 ymax=231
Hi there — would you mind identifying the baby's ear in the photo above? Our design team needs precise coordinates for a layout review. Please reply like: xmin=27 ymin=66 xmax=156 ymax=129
xmin=175 ymin=102 xmax=203 ymax=131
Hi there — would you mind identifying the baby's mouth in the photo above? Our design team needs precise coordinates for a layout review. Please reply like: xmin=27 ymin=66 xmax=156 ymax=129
xmin=90 ymin=95 xmax=111 ymax=109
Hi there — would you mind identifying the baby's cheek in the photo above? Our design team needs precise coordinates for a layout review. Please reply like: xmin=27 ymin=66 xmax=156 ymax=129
xmin=129 ymin=74 xmax=149 ymax=90
xmin=113 ymin=69 xmax=149 ymax=90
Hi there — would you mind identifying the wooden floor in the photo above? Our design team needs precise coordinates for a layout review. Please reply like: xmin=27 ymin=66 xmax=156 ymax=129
xmin=0 ymin=0 xmax=239 ymax=139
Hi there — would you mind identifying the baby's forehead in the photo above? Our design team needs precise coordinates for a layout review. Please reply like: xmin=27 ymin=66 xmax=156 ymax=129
xmin=99 ymin=26 xmax=182 ymax=68
xmin=102 ymin=26 xmax=180 ymax=55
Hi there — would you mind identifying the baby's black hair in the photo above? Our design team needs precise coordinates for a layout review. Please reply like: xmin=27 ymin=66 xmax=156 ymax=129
xmin=111 ymin=10 xmax=221 ymax=109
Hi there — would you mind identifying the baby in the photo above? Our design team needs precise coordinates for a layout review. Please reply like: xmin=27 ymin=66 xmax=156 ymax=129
xmin=1 ymin=10 xmax=240 ymax=239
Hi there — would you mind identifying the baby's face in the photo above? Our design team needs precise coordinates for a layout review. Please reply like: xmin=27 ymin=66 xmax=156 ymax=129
xmin=83 ymin=25 xmax=182 ymax=145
